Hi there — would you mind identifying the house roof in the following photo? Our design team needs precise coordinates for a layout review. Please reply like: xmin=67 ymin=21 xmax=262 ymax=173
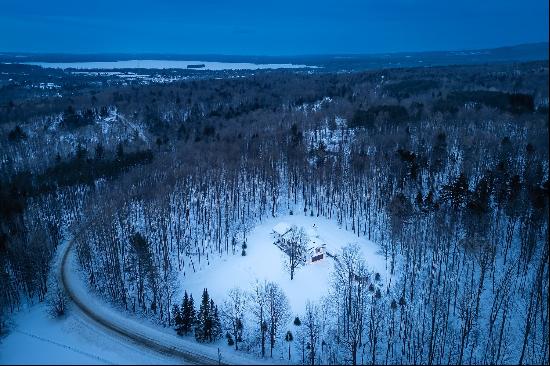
xmin=273 ymin=222 xmax=292 ymax=236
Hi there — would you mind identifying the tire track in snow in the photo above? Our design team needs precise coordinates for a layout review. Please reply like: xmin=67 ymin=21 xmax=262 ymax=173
xmin=13 ymin=329 xmax=114 ymax=364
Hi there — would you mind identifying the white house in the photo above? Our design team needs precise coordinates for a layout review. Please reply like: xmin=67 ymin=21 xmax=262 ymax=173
xmin=309 ymin=243 xmax=326 ymax=263
xmin=305 ymin=223 xmax=328 ymax=263
xmin=272 ymin=222 xmax=292 ymax=238
xmin=272 ymin=222 xmax=331 ymax=263
xmin=272 ymin=222 xmax=292 ymax=249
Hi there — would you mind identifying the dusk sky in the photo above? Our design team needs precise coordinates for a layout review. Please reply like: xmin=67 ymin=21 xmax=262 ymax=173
xmin=1 ymin=0 xmax=548 ymax=55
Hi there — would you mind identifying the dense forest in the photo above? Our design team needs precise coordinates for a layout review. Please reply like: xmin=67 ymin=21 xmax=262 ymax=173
xmin=0 ymin=61 xmax=548 ymax=364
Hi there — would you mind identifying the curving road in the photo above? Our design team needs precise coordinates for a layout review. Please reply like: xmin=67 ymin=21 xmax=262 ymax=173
xmin=59 ymin=234 xmax=228 ymax=365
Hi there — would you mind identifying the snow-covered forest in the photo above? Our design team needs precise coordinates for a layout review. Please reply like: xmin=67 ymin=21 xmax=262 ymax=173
xmin=1 ymin=60 xmax=548 ymax=364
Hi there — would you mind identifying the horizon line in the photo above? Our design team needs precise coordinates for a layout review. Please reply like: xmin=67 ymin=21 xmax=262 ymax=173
xmin=0 ymin=41 xmax=547 ymax=59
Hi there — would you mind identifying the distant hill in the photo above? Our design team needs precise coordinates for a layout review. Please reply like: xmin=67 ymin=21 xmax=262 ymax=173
xmin=306 ymin=42 xmax=549 ymax=71
xmin=0 ymin=42 xmax=547 ymax=72
xmin=487 ymin=42 xmax=549 ymax=60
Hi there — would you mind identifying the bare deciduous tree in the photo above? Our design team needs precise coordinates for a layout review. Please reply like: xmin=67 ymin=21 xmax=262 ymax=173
xmin=265 ymin=282 xmax=290 ymax=357
xmin=221 ymin=287 xmax=246 ymax=351
xmin=284 ymin=225 xmax=309 ymax=280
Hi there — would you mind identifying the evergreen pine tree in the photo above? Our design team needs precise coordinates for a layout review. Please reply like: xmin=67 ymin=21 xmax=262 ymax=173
xmin=206 ymin=299 xmax=217 ymax=341
xmin=211 ymin=303 xmax=222 ymax=341
xmin=194 ymin=288 xmax=222 ymax=342
xmin=172 ymin=304 xmax=183 ymax=335
xmin=177 ymin=291 xmax=196 ymax=336
xmin=195 ymin=288 xmax=211 ymax=342
xmin=184 ymin=293 xmax=196 ymax=335
xmin=181 ymin=292 xmax=188 ymax=332
xmin=180 ymin=291 xmax=190 ymax=335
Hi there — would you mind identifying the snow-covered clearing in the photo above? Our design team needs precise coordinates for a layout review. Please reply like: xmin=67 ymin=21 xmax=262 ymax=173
xmin=180 ymin=214 xmax=388 ymax=316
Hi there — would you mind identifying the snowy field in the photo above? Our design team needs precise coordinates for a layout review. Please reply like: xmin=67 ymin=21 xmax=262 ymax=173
xmin=21 ymin=60 xmax=316 ymax=70
xmin=181 ymin=214 xmax=388 ymax=316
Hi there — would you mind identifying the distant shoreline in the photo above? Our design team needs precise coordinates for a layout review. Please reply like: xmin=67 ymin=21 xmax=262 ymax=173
xmin=17 ymin=59 xmax=317 ymax=71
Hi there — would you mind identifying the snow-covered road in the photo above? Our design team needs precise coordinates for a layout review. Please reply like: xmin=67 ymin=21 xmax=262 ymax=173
xmin=60 ymin=244 xmax=213 ymax=364
xmin=0 ymin=286 xmax=180 ymax=364
xmin=59 ymin=234 xmax=268 ymax=365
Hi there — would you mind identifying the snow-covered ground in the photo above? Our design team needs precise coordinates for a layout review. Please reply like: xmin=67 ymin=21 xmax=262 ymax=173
xmin=180 ymin=214 xmax=387 ymax=316
xmin=0 ymin=302 xmax=178 ymax=365
xmin=22 ymin=60 xmax=317 ymax=71
xmin=0 ymin=214 xmax=386 ymax=365
xmin=0 ymin=232 xmax=183 ymax=365
xmin=0 ymin=233 xmax=274 ymax=365
xmin=0 ymin=107 xmax=150 ymax=172
xmin=61 ymin=250 xmax=266 ymax=365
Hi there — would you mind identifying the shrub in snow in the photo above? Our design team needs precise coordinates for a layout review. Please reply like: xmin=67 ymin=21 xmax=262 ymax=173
xmin=399 ymin=296 xmax=406 ymax=306
xmin=226 ymin=332 xmax=234 ymax=346
xmin=48 ymin=287 xmax=67 ymax=318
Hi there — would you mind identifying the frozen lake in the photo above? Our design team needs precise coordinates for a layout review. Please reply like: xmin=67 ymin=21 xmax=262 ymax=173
xmin=22 ymin=59 xmax=317 ymax=70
